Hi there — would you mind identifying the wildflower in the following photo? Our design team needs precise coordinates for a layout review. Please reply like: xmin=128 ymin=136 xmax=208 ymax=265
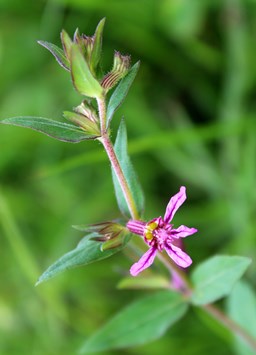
xmin=126 ymin=186 xmax=197 ymax=276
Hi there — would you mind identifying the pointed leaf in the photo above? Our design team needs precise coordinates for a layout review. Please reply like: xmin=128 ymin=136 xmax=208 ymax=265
xmin=112 ymin=119 xmax=144 ymax=218
xmin=106 ymin=62 xmax=140 ymax=126
xmin=227 ymin=281 xmax=256 ymax=355
xmin=60 ymin=30 xmax=73 ymax=60
xmin=80 ymin=290 xmax=188 ymax=353
xmin=38 ymin=40 xmax=70 ymax=71
xmin=72 ymin=223 xmax=107 ymax=233
xmin=0 ymin=117 xmax=97 ymax=142
xmin=91 ymin=18 xmax=105 ymax=73
xmin=36 ymin=233 xmax=131 ymax=285
xmin=71 ymin=44 xmax=103 ymax=98
xmin=191 ymin=255 xmax=251 ymax=305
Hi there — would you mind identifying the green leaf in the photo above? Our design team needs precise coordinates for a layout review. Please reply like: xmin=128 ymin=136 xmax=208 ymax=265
xmin=90 ymin=18 xmax=105 ymax=73
xmin=117 ymin=275 xmax=170 ymax=290
xmin=71 ymin=43 xmax=103 ymax=98
xmin=0 ymin=116 xmax=97 ymax=143
xmin=60 ymin=30 xmax=73 ymax=61
xmin=191 ymin=255 xmax=251 ymax=305
xmin=112 ymin=119 xmax=144 ymax=218
xmin=80 ymin=291 xmax=188 ymax=353
xmin=36 ymin=233 xmax=130 ymax=285
xmin=227 ymin=281 xmax=256 ymax=355
xmin=106 ymin=62 xmax=140 ymax=127
xmin=37 ymin=40 xmax=70 ymax=71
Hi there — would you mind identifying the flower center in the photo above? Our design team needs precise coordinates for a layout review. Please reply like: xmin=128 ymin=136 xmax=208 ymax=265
xmin=144 ymin=220 xmax=158 ymax=241
xmin=143 ymin=217 xmax=172 ymax=251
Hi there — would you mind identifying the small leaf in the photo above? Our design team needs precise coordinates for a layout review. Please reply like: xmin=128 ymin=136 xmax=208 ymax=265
xmin=0 ymin=116 xmax=97 ymax=143
xmin=191 ymin=255 xmax=251 ymax=305
xmin=80 ymin=291 xmax=188 ymax=353
xmin=38 ymin=40 xmax=70 ymax=71
xmin=71 ymin=44 xmax=103 ymax=98
xmin=91 ymin=18 xmax=105 ymax=73
xmin=118 ymin=275 xmax=170 ymax=290
xmin=227 ymin=281 xmax=256 ymax=355
xmin=60 ymin=30 xmax=73 ymax=60
xmin=36 ymin=233 xmax=130 ymax=285
xmin=112 ymin=119 xmax=144 ymax=218
xmin=106 ymin=62 xmax=140 ymax=126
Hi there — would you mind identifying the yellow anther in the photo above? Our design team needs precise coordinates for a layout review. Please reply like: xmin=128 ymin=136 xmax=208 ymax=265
xmin=147 ymin=221 xmax=158 ymax=230
xmin=144 ymin=221 xmax=158 ymax=240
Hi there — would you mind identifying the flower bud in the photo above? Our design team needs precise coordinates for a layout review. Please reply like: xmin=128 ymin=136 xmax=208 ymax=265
xmin=63 ymin=110 xmax=100 ymax=136
xmin=73 ymin=18 xmax=105 ymax=77
xmin=74 ymin=221 xmax=129 ymax=251
xmin=74 ymin=100 xmax=98 ymax=123
xmin=101 ymin=51 xmax=131 ymax=91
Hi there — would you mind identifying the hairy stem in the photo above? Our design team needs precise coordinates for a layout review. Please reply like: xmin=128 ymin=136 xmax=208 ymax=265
xmin=97 ymin=95 xmax=140 ymax=220
xmin=97 ymin=97 xmax=107 ymax=134
xmin=99 ymin=134 xmax=139 ymax=220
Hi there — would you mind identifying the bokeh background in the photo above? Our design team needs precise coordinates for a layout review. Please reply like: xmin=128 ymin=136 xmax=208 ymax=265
xmin=0 ymin=0 xmax=256 ymax=354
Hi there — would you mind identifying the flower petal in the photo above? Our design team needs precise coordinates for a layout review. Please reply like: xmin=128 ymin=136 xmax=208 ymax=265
xmin=165 ymin=243 xmax=192 ymax=268
xmin=164 ymin=186 xmax=186 ymax=224
xmin=171 ymin=225 xmax=197 ymax=239
xmin=126 ymin=220 xmax=145 ymax=236
xmin=130 ymin=246 xmax=157 ymax=276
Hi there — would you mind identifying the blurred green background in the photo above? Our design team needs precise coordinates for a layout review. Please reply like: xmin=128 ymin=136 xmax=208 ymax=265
xmin=0 ymin=0 xmax=256 ymax=354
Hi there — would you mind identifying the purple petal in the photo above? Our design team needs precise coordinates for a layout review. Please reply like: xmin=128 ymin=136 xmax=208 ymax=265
xmin=130 ymin=247 xmax=157 ymax=276
xmin=126 ymin=220 xmax=145 ymax=236
xmin=164 ymin=186 xmax=186 ymax=223
xmin=171 ymin=225 xmax=197 ymax=239
xmin=165 ymin=243 xmax=192 ymax=268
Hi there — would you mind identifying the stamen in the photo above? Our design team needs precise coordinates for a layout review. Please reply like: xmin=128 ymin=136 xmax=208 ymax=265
xmin=144 ymin=221 xmax=158 ymax=241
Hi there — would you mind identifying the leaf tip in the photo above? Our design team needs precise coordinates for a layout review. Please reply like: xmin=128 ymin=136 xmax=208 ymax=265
xmin=35 ymin=278 xmax=42 ymax=287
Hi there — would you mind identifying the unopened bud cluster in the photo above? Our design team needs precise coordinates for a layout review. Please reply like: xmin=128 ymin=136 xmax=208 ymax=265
xmin=38 ymin=18 xmax=131 ymax=137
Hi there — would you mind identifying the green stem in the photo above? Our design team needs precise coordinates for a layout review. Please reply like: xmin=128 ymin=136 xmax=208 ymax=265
xmin=202 ymin=303 xmax=256 ymax=351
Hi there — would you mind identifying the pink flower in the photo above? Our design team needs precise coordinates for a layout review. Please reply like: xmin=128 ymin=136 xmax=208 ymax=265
xmin=126 ymin=186 xmax=197 ymax=276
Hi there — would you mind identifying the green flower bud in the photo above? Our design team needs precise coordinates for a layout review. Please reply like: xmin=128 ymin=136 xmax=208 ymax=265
xmin=101 ymin=51 xmax=131 ymax=91
xmin=63 ymin=110 xmax=100 ymax=136
xmin=74 ymin=100 xmax=98 ymax=123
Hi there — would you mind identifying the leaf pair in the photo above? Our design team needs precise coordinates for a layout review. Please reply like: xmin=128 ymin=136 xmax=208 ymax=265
xmin=0 ymin=61 xmax=140 ymax=144
xmin=78 ymin=255 xmax=252 ymax=353
xmin=34 ymin=230 xmax=252 ymax=353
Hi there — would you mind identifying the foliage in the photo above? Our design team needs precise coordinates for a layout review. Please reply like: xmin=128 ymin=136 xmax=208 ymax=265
xmin=0 ymin=1 xmax=256 ymax=355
